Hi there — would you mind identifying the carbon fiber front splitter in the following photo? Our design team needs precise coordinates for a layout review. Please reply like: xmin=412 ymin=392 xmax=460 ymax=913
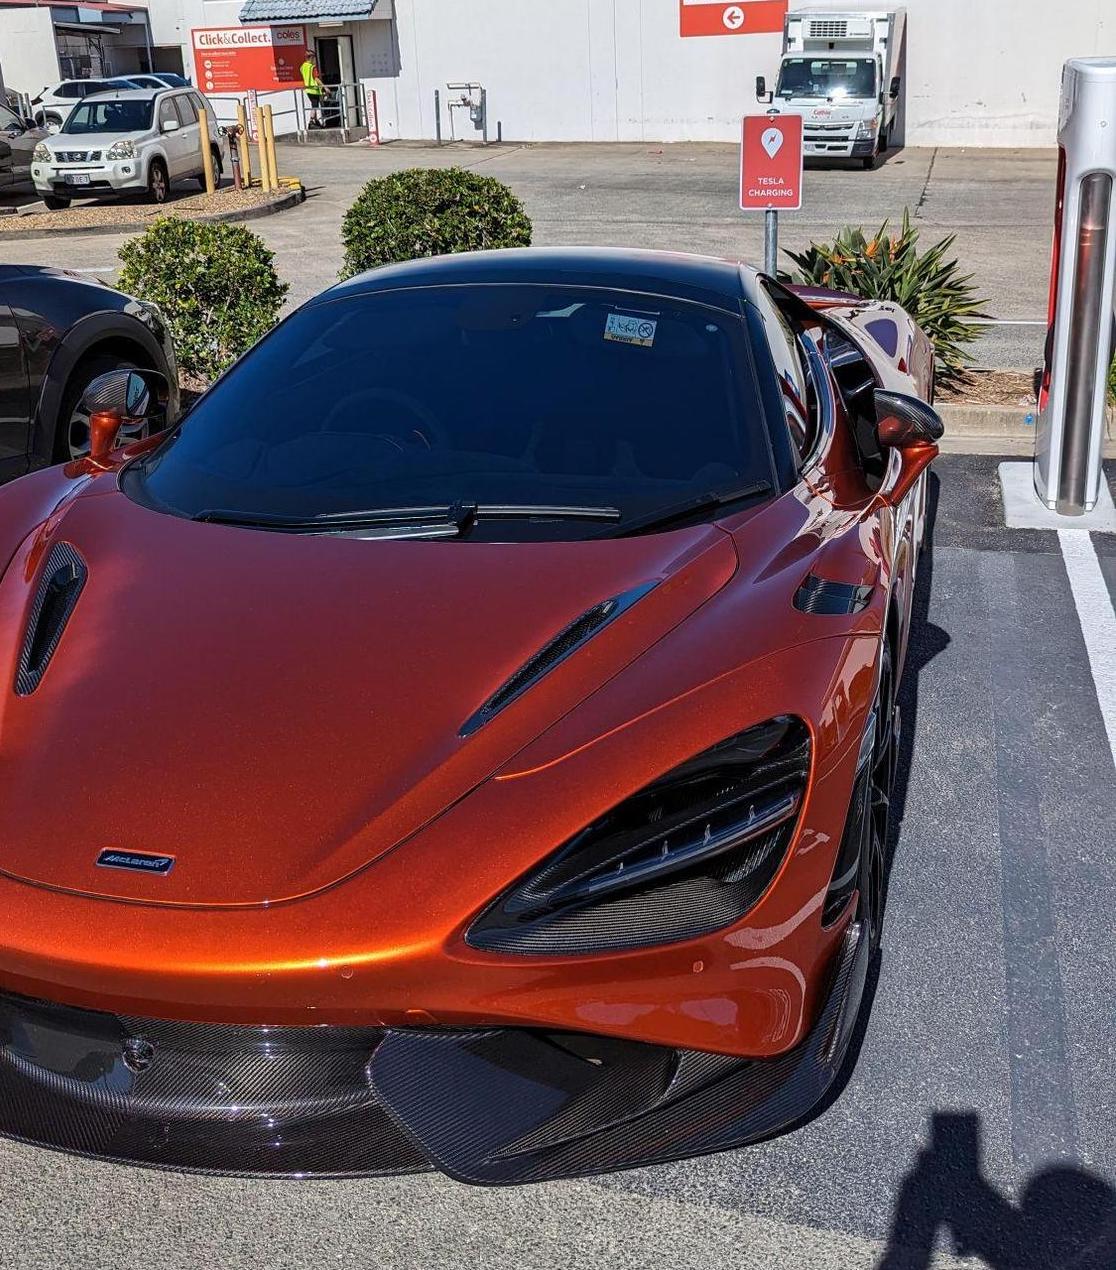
xmin=0 ymin=922 xmax=866 ymax=1183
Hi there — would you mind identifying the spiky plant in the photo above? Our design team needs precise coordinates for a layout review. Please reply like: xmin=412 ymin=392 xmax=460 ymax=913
xmin=785 ymin=210 xmax=988 ymax=382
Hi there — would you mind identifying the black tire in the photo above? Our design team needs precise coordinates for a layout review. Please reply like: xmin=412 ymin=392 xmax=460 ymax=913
xmin=147 ymin=157 xmax=169 ymax=204
xmin=43 ymin=195 xmax=70 ymax=211
xmin=857 ymin=640 xmax=897 ymax=954
xmin=43 ymin=112 xmax=63 ymax=132
xmin=53 ymin=351 xmax=142 ymax=463
xmin=197 ymin=145 xmax=223 ymax=189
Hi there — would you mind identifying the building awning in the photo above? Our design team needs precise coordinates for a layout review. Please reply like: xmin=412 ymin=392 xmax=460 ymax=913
xmin=237 ymin=0 xmax=376 ymax=23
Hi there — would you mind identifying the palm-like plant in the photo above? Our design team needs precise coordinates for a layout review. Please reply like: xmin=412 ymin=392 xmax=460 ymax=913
xmin=785 ymin=210 xmax=988 ymax=382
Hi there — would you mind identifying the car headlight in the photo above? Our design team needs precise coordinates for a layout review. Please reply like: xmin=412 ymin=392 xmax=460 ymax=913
xmin=856 ymin=119 xmax=879 ymax=140
xmin=467 ymin=716 xmax=811 ymax=954
xmin=32 ymin=143 xmax=51 ymax=162
xmin=106 ymin=139 xmax=135 ymax=160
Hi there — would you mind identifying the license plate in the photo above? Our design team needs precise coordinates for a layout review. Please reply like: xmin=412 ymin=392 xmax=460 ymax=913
xmin=63 ymin=173 xmax=90 ymax=186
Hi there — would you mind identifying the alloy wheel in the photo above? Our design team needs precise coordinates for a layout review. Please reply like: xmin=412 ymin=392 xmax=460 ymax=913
xmin=859 ymin=645 xmax=896 ymax=951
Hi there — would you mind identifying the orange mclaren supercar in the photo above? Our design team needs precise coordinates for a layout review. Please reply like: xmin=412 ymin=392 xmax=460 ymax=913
xmin=0 ymin=248 xmax=940 ymax=1183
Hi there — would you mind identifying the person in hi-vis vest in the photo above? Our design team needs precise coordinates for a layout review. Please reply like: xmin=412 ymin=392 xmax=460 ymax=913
xmin=300 ymin=50 xmax=325 ymax=128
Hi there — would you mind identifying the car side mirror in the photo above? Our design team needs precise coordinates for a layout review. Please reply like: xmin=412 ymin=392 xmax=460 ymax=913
xmin=889 ymin=76 xmax=901 ymax=100
xmin=161 ymin=117 xmax=180 ymax=133
xmin=874 ymin=389 xmax=944 ymax=506
xmin=23 ymin=117 xmax=36 ymax=131
xmin=80 ymin=368 xmax=169 ymax=467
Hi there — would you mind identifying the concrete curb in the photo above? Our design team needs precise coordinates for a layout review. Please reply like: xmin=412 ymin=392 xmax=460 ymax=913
xmin=0 ymin=186 xmax=304 ymax=242
xmin=937 ymin=401 xmax=1116 ymax=457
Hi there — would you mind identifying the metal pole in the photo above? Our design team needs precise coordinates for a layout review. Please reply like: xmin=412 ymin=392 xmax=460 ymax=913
xmin=198 ymin=106 xmax=216 ymax=195
xmin=764 ymin=209 xmax=778 ymax=276
xmin=236 ymin=100 xmax=252 ymax=186
xmin=434 ymin=89 xmax=442 ymax=144
xmin=481 ymin=86 xmax=488 ymax=145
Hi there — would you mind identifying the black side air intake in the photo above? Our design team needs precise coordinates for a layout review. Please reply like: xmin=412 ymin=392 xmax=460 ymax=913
xmin=459 ymin=581 xmax=657 ymax=736
xmin=15 ymin=542 xmax=87 ymax=696
xmin=794 ymin=574 xmax=874 ymax=616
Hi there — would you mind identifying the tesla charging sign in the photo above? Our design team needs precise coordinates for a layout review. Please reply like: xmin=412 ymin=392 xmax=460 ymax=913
xmin=192 ymin=25 xmax=307 ymax=94
xmin=740 ymin=114 xmax=803 ymax=210
xmin=679 ymin=0 xmax=788 ymax=37
xmin=1035 ymin=57 xmax=1116 ymax=515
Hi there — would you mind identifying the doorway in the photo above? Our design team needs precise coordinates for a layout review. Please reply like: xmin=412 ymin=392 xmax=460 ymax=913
xmin=314 ymin=34 xmax=357 ymax=128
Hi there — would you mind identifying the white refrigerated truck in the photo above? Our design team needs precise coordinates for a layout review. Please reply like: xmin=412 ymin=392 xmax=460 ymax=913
xmin=756 ymin=9 xmax=906 ymax=168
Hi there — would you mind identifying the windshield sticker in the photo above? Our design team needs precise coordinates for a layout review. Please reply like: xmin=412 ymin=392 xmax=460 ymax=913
xmin=604 ymin=313 xmax=658 ymax=347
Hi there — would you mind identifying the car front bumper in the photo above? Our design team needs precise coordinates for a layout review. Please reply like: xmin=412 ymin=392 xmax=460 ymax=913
xmin=0 ymin=922 xmax=866 ymax=1182
xmin=32 ymin=161 xmax=147 ymax=196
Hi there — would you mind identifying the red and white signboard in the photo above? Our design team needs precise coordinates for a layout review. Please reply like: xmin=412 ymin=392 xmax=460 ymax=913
xmin=679 ymin=0 xmax=788 ymax=37
xmin=192 ymin=25 xmax=307 ymax=94
xmin=740 ymin=114 xmax=803 ymax=211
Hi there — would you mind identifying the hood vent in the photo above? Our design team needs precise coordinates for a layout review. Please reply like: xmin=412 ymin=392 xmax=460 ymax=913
xmin=793 ymin=574 xmax=874 ymax=616
xmin=16 ymin=542 xmax=87 ymax=696
xmin=459 ymin=581 xmax=657 ymax=737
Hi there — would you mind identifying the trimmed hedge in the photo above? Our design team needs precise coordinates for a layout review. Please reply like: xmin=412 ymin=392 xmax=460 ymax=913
xmin=340 ymin=166 xmax=532 ymax=279
xmin=117 ymin=218 xmax=288 ymax=381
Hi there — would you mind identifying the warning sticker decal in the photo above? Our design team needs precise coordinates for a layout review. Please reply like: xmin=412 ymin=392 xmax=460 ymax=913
xmin=604 ymin=313 xmax=658 ymax=347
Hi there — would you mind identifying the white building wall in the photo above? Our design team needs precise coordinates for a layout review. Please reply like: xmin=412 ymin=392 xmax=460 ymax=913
xmin=154 ymin=0 xmax=1115 ymax=147
xmin=0 ymin=7 xmax=60 ymax=99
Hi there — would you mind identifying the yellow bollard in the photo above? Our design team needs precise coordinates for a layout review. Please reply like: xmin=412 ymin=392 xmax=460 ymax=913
xmin=263 ymin=105 xmax=278 ymax=192
xmin=236 ymin=100 xmax=252 ymax=187
xmin=254 ymin=106 xmax=272 ymax=191
xmin=198 ymin=106 xmax=216 ymax=196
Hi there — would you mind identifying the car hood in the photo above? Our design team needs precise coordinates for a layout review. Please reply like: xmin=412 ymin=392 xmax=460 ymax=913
xmin=0 ymin=485 xmax=738 ymax=907
xmin=46 ymin=131 xmax=147 ymax=152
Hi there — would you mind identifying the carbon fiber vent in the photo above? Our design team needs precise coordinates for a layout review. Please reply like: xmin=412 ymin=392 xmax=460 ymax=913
xmin=15 ymin=542 xmax=87 ymax=696
xmin=459 ymin=581 xmax=657 ymax=736
xmin=793 ymin=574 xmax=874 ymax=616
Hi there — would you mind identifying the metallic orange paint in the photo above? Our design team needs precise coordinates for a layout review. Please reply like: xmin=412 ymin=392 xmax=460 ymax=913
xmin=0 ymin=268 xmax=937 ymax=1067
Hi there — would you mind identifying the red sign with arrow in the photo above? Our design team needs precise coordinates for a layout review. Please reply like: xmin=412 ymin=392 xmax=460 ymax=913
xmin=679 ymin=1 xmax=788 ymax=37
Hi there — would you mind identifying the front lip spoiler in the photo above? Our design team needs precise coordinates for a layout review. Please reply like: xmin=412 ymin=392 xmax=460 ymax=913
xmin=368 ymin=918 xmax=868 ymax=1184
xmin=0 ymin=922 xmax=866 ymax=1182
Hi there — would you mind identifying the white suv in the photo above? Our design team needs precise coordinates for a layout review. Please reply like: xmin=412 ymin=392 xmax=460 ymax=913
xmin=31 ymin=88 xmax=225 ymax=210
xmin=31 ymin=78 xmax=145 ymax=132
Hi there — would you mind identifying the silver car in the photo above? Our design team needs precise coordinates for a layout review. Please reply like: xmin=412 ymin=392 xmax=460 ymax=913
xmin=31 ymin=87 xmax=225 ymax=210
xmin=0 ymin=101 xmax=49 ymax=192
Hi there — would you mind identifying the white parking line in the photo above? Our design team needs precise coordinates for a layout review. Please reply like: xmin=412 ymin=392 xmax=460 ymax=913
xmin=65 ymin=267 xmax=117 ymax=274
xmin=1059 ymin=529 xmax=1116 ymax=769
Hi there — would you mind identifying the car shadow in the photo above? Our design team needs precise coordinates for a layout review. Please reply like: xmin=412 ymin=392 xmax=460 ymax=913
xmin=878 ymin=1111 xmax=1116 ymax=1269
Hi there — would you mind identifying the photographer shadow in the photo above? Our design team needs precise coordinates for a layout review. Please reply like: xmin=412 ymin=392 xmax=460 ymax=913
xmin=879 ymin=1112 xmax=1116 ymax=1269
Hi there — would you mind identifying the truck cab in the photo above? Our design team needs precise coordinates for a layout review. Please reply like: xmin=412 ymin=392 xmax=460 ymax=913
xmin=758 ymin=10 xmax=905 ymax=169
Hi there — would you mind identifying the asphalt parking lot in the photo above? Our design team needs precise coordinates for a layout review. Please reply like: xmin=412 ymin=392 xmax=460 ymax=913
xmin=1 ymin=456 xmax=1114 ymax=1270
xmin=1 ymin=140 xmax=1056 ymax=370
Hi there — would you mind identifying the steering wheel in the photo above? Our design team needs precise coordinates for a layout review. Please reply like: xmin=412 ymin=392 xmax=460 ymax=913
xmin=319 ymin=388 xmax=448 ymax=451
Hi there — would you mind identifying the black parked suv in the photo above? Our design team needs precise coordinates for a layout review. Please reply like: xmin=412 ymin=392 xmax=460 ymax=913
xmin=0 ymin=265 xmax=177 ymax=477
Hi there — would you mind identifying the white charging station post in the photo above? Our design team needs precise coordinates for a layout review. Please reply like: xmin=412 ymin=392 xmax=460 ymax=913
xmin=1034 ymin=57 xmax=1116 ymax=517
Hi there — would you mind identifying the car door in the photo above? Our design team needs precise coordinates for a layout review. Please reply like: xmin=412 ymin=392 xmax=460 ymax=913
xmin=172 ymin=93 xmax=202 ymax=175
xmin=0 ymin=304 xmax=30 ymax=475
xmin=155 ymin=94 xmax=186 ymax=177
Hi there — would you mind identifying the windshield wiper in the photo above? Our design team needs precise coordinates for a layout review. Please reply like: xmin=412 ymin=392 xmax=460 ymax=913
xmin=604 ymin=482 xmax=773 ymax=538
xmin=192 ymin=503 xmax=622 ymax=535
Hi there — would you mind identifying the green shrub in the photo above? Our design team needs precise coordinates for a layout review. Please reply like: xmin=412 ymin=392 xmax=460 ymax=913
xmin=117 ymin=218 xmax=288 ymax=382
xmin=785 ymin=210 xmax=988 ymax=382
xmin=340 ymin=166 xmax=532 ymax=279
xmin=1109 ymin=356 xmax=1116 ymax=404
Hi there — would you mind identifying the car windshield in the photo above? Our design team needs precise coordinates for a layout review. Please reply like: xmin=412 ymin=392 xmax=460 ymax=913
xmin=776 ymin=58 xmax=877 ymax=100
xmin=127 ymin=283 xmax=773 ymax=541
xmin=62 ymin=98 xmax=154 ymax=134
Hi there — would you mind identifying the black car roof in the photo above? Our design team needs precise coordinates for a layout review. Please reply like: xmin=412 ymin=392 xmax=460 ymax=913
xmin=318 ymin=247 xmax=755 ymax=312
